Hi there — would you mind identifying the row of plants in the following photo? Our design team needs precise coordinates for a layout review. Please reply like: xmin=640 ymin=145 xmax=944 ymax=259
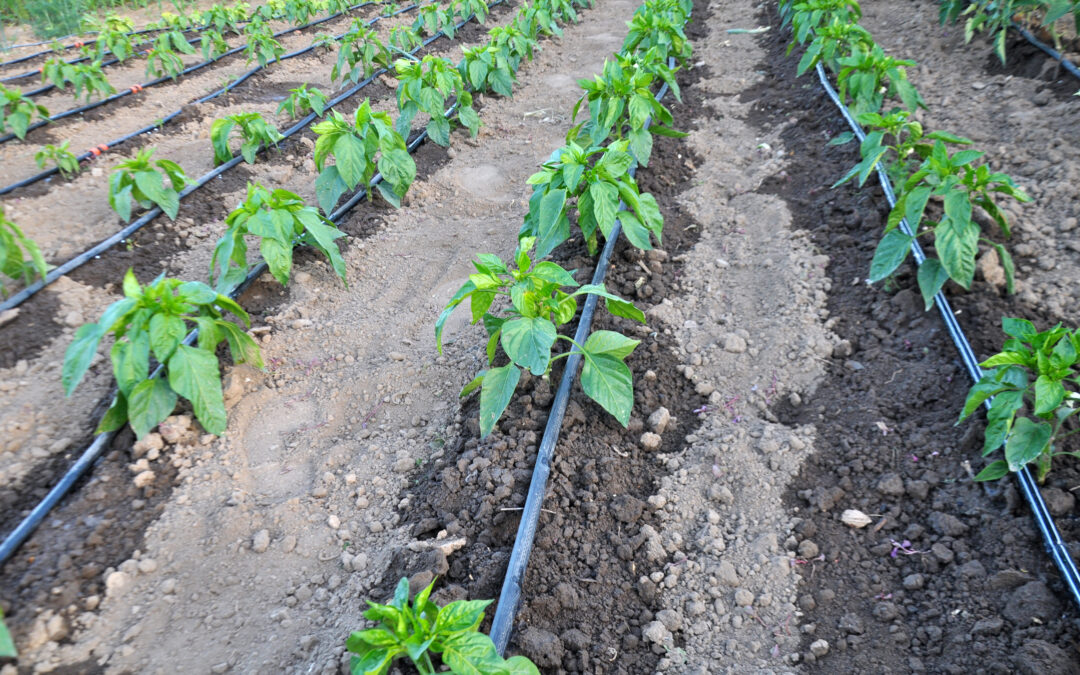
xmin=347 ymin=0 xmax=692 ymax=671
xmin=57 ymin=0 xmax=494 ymax=438
xmin=937 ymin=0 xmax=1080 ymax=64
xmin=779 ymin=0 xmax=1078 ymax=483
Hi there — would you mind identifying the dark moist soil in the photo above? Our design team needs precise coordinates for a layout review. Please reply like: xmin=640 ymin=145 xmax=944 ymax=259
xmin=0 ymin=288 xmax=63 ymax=369
xmin=385 ymin=55 xmax=710 ymax=674
xmin=748 ymin=9 xmax=1080 ymax=674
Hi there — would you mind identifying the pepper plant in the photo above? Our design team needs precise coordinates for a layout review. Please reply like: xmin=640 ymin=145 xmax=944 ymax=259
xmin=458 ymin=43 xmax=516 ymax=97
xmin=347 ymin=577 xmax=539 ymax=675
xmin=414 ymin=4 xmax=459 ymax=38
xmin=277 ymin=84 xmax=329 ymax=118
xmin=488 ymin=24 xmax=536 ymax=70
xmin=1 ymin=206 xmax=48 ymax=298
xmin=521 ymin=139 xmax=663 ymax=258
xmin=568 ymin=50 xmax=684 ymax=166
xmin=453 ymin=0 xmax=491 ymax=23
xmin=622 ymin=0 xmax=692 ymax=66
xmin=389 ymin=25 xmax=423 ymax=53
xmin=332 ymin=27 xmax=392 ymax=85
xmin=200 ymin=29 xmax=231 ymax=61
xmin=436 ymin=237 xmax=645 ymax=436
xmin=245 ymin=21 xmax=286 ymax=67
xmin=0 ymin=84 xmax=50 ymax=140
xmin=514 ymin=3 xmax=562 ymax=38
xmin=109 ymin=148 xmax=189 ymax=222
xmin=858 ymin=139 xmax=1030 ymax=308
xmin=394 ymin=55 xmax=480 ymax=146
xmin=960 ymin=319 xmax=1080 ymax=483
xmin=63 ymin=270 xmax=262 ymax=438
xmin=35 ymin=140 xmax=81 ymax=178
xmin=792 ymin=17 xmax=873 ymax=76
xmin=87 ymin=14 xmax=139 ymax=61
xmin=146 ymin=30 xmax=197 ymax=80
xmin=312 ymin=100 xmax=416 ymax=212
xmin=209 ymin=183 xmax=347 ymax=292
xmin=211 ymin=112 xmax=284 ymax=165
xmin=41 ymin=57 xmax=116 ymax=102
xmin=835 ymin=43 xmax=924 ymax=114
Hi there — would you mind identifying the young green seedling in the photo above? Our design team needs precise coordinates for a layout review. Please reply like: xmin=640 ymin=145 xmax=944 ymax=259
xmin=108 ymin=147 xmax=189 ymax=222
xmin=209 ymin=182 xmax=347 ymax=292
xmin=0 ymin=84 xmax=50 ymax=140
xmin=347 ymin=577 xmax=540 ymax=675
xmin=245 ymin=20 xmax=286 ymax=67
xmin=41 ymin=57 xmax=116 ymax=102
xmin=394 ymin=55 xmax=480 ymax=146
xmin=436 ymin=237 xmax=645 ymax=436
xmin=414 ymin=4 xmax=459 ymax=39
xmin=0 ymin=205 xmax=48 ymax=298
xmin=278 ymin=84 xmax=329 ymax=119
xmin=211 ymin=112 xmax=285 ymax=165
xmin=86 ymin=14 xmax=139 ymax=62
xmin=0 ymin=608 xmax=15 ymax=659
xmin=862 ymin=139 xmax=1029 ymax=308
xmin=333 ymin=27 xmax=392 ymax=85
xmin=960 ymin=319 xmax=1080 ymax=483
xmin=458 ymin=43 xmax=516 ymax=97
xmin=569 ymin=49 xmax=685 ymax=166
xmin=488 ymin=23 xmax=536 ymax=69
xmin=835 ymin=42 xmax=923 ymax=115
xmin=622 ymin=0 xmax=693 ymax=66
xmin=200 ymin=28 xmax=230 ymax=61
xmin=145 ymin=29 xmax=197 ymax=80
xmin=63 ymin=270 xmax=262 ymax=438
xmin=312 ymin=99 xmax=416 ymax=212
xmin=35 ymin=140 xmax=81 ymax=178
xmin=389 ymin=25 xmax=423 ymax=53
xmin=521 ymin=139 xmax=663 ymax=258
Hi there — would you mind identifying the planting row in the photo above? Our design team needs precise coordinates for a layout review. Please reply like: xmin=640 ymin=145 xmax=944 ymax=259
xmin=937 ymin=0 xmax=1080 ymax=65
xmin=780 ymin=0 xmax=1078 ymax=485
xmin=347 ymin=0 xmax=693 ymax=670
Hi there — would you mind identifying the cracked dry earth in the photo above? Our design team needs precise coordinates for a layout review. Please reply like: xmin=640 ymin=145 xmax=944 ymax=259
xmin=4 ymin=0 xmax=1080 ymax=673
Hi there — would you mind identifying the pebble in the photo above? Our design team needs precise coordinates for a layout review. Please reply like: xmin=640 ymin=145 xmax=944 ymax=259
xmin=388 ymin=352 xmax=406 ymax=361
xmin=133 ymin=470 xmax=156 ymax=488
xmin=281 ymin=535 xmax=297 ymax=553
xmin=137 ymin=558 xmax=158 ymax=574
xmin=327 ymin=515 xmax=341 ymax=529
xmin=734 ymin=589 xmax=754 ymax=607
xmin=640 ymin=432 xmax=662 ymax=451
xmin=875 ymin=472 xmax=905 ymax=497
xmin=648 ymin=407 xmax=672 ymax=434
xmin=722 ymin=333 xmax=747 ymax=353
xmin=105 ymin=571 xmax=130 ymax=594
xmin=252 ymin=529 xmax=271 ymax=553
xmin=809 ymin=639 xmax=829 ymax=657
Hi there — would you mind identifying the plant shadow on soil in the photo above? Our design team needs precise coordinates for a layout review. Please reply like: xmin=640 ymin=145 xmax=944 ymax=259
xmin=381 ymin=49 xmax=715 ymax=674
xmin=744 ymin=7 xmax=1080 ymax=673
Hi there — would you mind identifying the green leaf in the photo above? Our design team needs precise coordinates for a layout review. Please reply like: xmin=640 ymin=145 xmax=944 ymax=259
xmin=0 ymin=608 xmax=16 ymax=659
xmin=301 ymin=215 xmax=348 ymax=284
xmin=63 ymin=323 xmax=105 ymax=396
xmin=149 ymin=313 xmax=187 ymax=363
xmin=1002 ymin=317 xmax=1036 ymax=340
xmin=1004 ymin=417 xmax=1053 ymax=472
xmin=316 ymin=165 xmax=349 ymax=215
xmin=581 ymin=352 xmax=634 ymax=427
xmin=127 ymin=378 xmax=178 ymax=439
xmin=479 ymin=365 xmax=519 ymax=437
xmin=97 ymin=393 xmax=129 ymax=433
xmin=974 ymin=460 xmax=1009 ymax=481
xmin=111 ymin=332 xmax=150 ymax=398
xmin=583 ymin=330 xmax=639 ymax=359
xmin=217 ymin=320 xmax=263 ymax=367
xmin=935 ymin=220 xmax=978 ymax=288
xmin=537 ymin=188 xmax=567 ymax=244
xmin=260 ymin=236 xmax=294 ymax=286
xmin=436 ymin=600 xmax=493 ymax=633
xmin=915 ymin=258 xmax=948 ymax=310
xmin=334 ymin=133 xmax=369 ymax=189
xmin=1034 ymin=375 xmax=1066 ymax=416
xmin=868 ymin=229 xmax=912 ymax=282
xmin=167 ymin=344 xmax=226 ymax=435
xmin=460 ymin=371 xmax=485 ymax=397
xmin=590 ymin=181 xmax=619 ymax=237
xmin=428 ymin=114 xmax=451 ymax=147
xmin=439 ymin=631 xmax=502 ymax=675
xmin=530 ymin=261 xmax=577 ymax=287
xmin=500 ymin=317 xmax=557 ymax=375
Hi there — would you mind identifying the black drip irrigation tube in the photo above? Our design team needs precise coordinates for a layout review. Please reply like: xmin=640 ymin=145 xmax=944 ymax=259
xmin=1012 ymin=21 xmax=1080 ymax=83
xmin=0 ymin=0 xmax=379 ymax=143
xmin=813 ymin=61 xmax=1080 ymax=611
xmin=488 ymin=64 xmax=675 ymax=656
xmin=0 ymin=1 xmax=419 ymax=198
xmin=0 ymin=2 xmax=501 ymax=569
